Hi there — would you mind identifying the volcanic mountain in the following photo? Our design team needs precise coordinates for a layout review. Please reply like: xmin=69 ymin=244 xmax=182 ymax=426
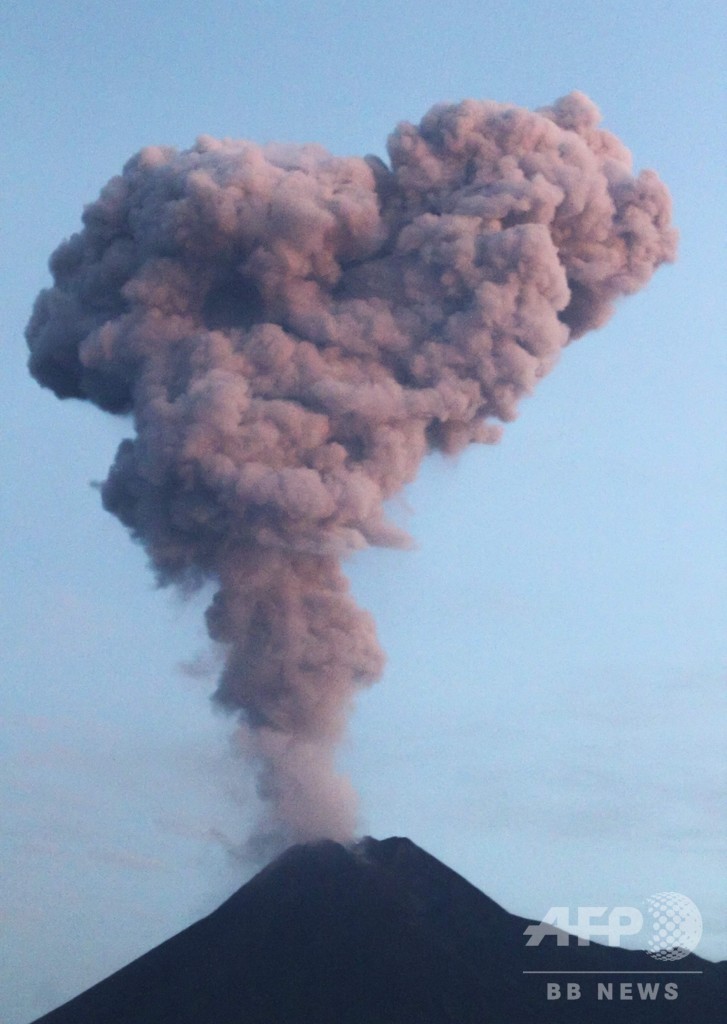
xmin=32 ymin=837 xmax=724 ymax=1023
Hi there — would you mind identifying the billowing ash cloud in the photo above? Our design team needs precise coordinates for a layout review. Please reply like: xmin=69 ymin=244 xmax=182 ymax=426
xmin=26 ymin=92 xmax=676 ymax=852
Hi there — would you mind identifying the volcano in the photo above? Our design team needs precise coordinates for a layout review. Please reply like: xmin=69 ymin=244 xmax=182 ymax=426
xmin=32 ymin=837 xmax=724 ymax=1023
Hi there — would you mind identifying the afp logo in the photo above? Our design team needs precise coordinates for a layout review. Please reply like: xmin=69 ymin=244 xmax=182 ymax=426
xmin=524 ymin=892 xmax=702 ymax=960
xmin=643 ymin=892 xmax=703 ymax=961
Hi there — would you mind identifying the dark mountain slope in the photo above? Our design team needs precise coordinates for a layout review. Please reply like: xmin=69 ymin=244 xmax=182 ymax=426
xmin=32 ymin=836 xmax=725 ymax=1024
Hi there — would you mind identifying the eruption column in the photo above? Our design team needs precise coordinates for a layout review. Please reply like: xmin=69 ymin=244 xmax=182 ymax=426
xmin=26 ymin=93 xmax=676 ymax=850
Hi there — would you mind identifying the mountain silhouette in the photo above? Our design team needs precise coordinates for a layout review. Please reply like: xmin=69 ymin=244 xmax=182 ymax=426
xmin=32 ymin=836 xmax=724 ymax=1023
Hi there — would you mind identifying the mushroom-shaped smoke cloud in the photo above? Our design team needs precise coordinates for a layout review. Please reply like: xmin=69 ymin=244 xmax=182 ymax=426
xmin=27 ymin=93 xmax=676 ymax=853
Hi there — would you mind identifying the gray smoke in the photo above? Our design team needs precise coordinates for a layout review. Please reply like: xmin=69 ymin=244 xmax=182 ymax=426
xmin=26 ymin=92 xmax=676 ymax=852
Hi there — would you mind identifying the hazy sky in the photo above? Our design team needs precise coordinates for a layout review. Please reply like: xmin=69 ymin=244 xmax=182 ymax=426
xmin=2 ymin=2 xmax=725 ymax=1022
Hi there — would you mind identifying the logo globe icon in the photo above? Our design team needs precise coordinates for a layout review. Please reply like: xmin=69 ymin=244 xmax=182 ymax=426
xmin=644 ymin=892 xmax=702 ymax=961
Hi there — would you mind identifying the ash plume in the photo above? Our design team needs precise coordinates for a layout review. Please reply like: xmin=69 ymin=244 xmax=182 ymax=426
xmin=26 ymin=92 xmax=676 ymax=852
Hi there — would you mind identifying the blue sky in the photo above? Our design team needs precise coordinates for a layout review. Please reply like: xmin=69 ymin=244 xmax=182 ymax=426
xmin=1 ymin=2 xmax=725 ymax=1021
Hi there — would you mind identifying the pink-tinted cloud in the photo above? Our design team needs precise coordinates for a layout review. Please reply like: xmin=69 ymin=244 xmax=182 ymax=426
xmin=26 ymin=92 xmax=675 ymax=853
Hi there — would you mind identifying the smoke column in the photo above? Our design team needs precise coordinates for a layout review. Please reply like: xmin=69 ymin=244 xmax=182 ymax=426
xmin=26 ymin=93 xmax=676 ymax=852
